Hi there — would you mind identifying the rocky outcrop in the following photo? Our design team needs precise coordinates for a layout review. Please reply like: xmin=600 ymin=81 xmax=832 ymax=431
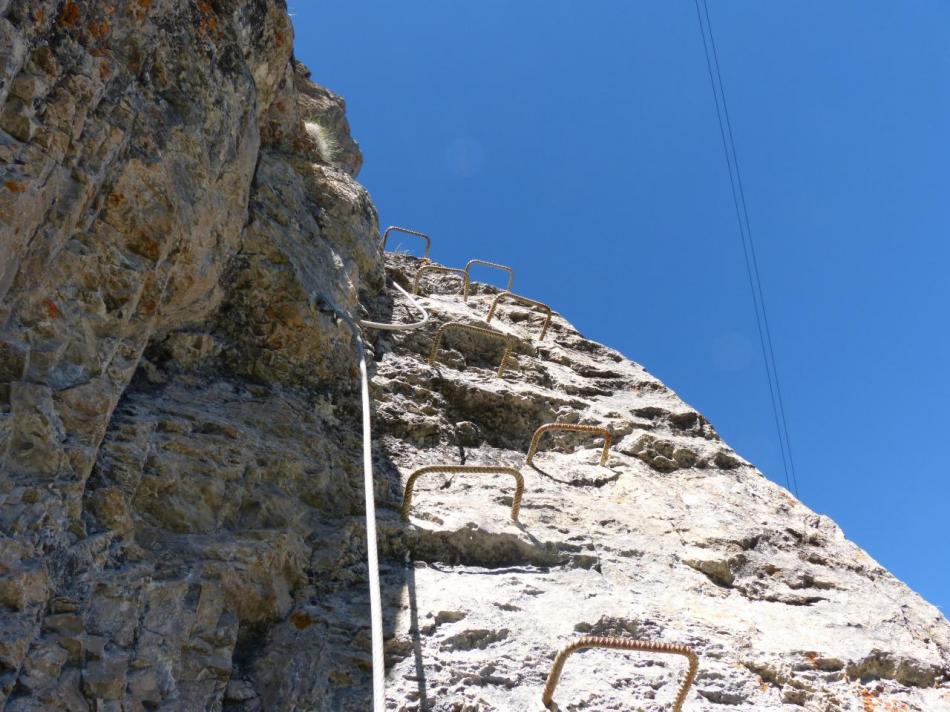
xmin=1 ymin=1 xmax=380 ymax=708
xmin=361 ymin=262 xmax=950 ymax=711
xmin=1 ymin=2 xmax=949 ymax=711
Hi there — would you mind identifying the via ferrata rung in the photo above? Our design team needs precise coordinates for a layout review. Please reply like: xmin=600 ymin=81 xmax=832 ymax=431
xmin=463 ymin=258 xmax=515 ymax=298
xmin=541 ymin=635 xmax=699 ymax=711
xmin=382 ymin=225 xmax=432 ymax=260
xmin=485 ymin=290 xmax=554 ymax=341
xmin=526 ymin=422 xmax=613 ymax=468
xmin=401 ymin=465 xmax=524 ymax=522
xmin=412 ymin=264 xmax=471 ymax=300
xmin=428 ymin=321 xmax=514 ymax=377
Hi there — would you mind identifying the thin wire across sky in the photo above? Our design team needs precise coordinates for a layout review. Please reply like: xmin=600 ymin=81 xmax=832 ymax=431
xmin=693 ymin=0 xmax=800 ymax=497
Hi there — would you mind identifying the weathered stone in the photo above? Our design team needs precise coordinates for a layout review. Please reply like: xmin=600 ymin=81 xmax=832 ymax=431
xmin=81 ymin=655 xmax=127 ymax=700
xmin=363 ymin=254 xmax=950 ymax=711
xmin=1 ymin=2 xmax=948 ymax=711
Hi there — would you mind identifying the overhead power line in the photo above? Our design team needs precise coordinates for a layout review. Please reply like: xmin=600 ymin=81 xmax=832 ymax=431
xmin=692 ymin=0 xmax=800 ymax=497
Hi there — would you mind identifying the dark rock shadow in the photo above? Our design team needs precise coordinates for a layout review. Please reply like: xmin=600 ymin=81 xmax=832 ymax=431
xmin=528 ymin=461 xmax=621 ymax=488
xmin=405 ymin=562 xmax=431 ymax=710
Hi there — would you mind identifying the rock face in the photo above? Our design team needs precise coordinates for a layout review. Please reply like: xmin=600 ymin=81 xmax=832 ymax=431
xmin=0 ymin=3 xmax=948 ymax=711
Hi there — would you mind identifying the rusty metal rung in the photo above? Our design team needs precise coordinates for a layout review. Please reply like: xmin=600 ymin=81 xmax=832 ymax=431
xmin=526 ymin=422 xmax=612 ymax=467
xmin=485 ymin=291 xmax=553 ymax=340
xmin=463 ymin=259 xmax=514 ymax=298
xmin=427 ymin=322 xmax=514 ymax=377
xmin=382 ymin=225 xmax=431 ymax=260
xmin=412 ymin=264 xmax=471 ymax=300
xmin=541 ymin=636 xmax=699 ymax=711
xmin=401 ymin=465 xmax=524 ymax=521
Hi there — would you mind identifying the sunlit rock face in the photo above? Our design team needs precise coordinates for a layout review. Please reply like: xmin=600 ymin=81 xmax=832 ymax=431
xmin=1 ymin=3 xmax=948 ymax=711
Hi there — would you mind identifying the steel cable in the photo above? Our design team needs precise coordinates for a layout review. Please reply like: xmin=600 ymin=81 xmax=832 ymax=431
xmin=693 ymin=0 xmax=799 ymax=496
xmin=359 ymin=278 xmax=429 ymax=331
xmin=309 ymin=274 xmax=428 ymax=712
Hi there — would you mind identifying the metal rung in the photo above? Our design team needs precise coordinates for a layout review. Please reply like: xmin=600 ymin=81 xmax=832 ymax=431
xmin=463 ymin=259 xmax=514 ymax=298
xmin=428 ymin=322 xmax=514 ymax=377
xmin=412 ymin=264 xmax=471 ymax=300
xmin=401 ymin=465 xmax=524 ymax=521
xmin=485 ymin=291 xmax=553 ymax=340
xmin=541 ymin=636 xmax=699 ymax=711
xmin=526 ymin=423 xmax=612 ymax=467
xmin=381 ymin=225 xmax=431 ymax=260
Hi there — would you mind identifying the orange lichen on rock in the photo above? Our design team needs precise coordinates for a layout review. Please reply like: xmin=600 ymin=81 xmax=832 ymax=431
xmin=138 ymin=299 xmax=157 ymax=317
xmin=126 ymin=232 xmax=163 ymax=262
xmin=4 ymin=181 xmax=26 ymax=193
xmin=289 ymin=610 xmax=313 ymax=630
xmin=196 ymin=1 xmax=219 ymax=37
xmin=129 ymin=0 xmax=153 ymax=20
xmin=58 ymin=1 xmax=81 ymax=27
xmin=858 ymin=686 xmax=912 ymax=712
xmin=42 ymin=299 xmax=60 ymax=319
xmin=89 ymin=20 xmax=111 ymax=39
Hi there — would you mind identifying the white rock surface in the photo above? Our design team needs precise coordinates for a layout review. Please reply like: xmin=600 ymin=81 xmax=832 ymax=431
xmin=355 ymin=257 xmax=950 ymax=711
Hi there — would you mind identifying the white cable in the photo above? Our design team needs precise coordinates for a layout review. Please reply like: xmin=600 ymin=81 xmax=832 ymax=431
xmin=355 ymin=279 xmax=428 ymax=710
xmin=358 ymin=279 xmax=429 ymax=331
xmin=310 ymin=276 xmax=429 ymax=712
xmin=354 ymin=332 xmax=386 ymax=712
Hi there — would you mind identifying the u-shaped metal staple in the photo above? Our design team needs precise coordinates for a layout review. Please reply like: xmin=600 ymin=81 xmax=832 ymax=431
xmin=485 ymin=291 xmax=554 ymax=340
xmin=526 ymin=422 xmax=612 ymax=467
xmin=412 ymin=264 xmax=471 ymax=300
xmin=541 ymin=636 xmax=699 ymax=711
xmin=401 ymin=465 xmax=524 ymax=521
xmin=381 ymin=226 xmax=432 ymax=260
xmin=463 ymin=259 xmax=514 ymax=299
xmin=428 ymin=322 xmax=514 ymax=377
xmin=541 ymin=635 xmax=699 ymax=712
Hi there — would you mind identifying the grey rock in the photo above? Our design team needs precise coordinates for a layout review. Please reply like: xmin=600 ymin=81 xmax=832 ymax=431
xmin=1 ymin=2 xmax=948 ymax=711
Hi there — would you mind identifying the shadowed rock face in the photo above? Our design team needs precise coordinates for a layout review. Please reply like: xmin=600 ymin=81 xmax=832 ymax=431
xmin=0 ymin=3 xmax=948 ymax=711
xmin=0 ymin=1 xmax=382 ymax=708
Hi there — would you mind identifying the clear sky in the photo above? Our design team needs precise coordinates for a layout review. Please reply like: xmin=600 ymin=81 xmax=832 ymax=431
xmin=291 ymin=2 xmax=950 ymax=613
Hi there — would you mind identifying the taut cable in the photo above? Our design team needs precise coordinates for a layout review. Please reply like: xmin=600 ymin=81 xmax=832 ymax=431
xmin=309 ymin=275 xmax=428 ymax=712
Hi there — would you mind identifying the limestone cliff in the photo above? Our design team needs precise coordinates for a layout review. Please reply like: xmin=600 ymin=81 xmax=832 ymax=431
xmin=0 ymin=2 xmax=948 ymax=711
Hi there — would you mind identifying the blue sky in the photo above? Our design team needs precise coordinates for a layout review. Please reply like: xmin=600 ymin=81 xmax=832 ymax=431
xmin=291 ymin=2 xmax=950 ymax=612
